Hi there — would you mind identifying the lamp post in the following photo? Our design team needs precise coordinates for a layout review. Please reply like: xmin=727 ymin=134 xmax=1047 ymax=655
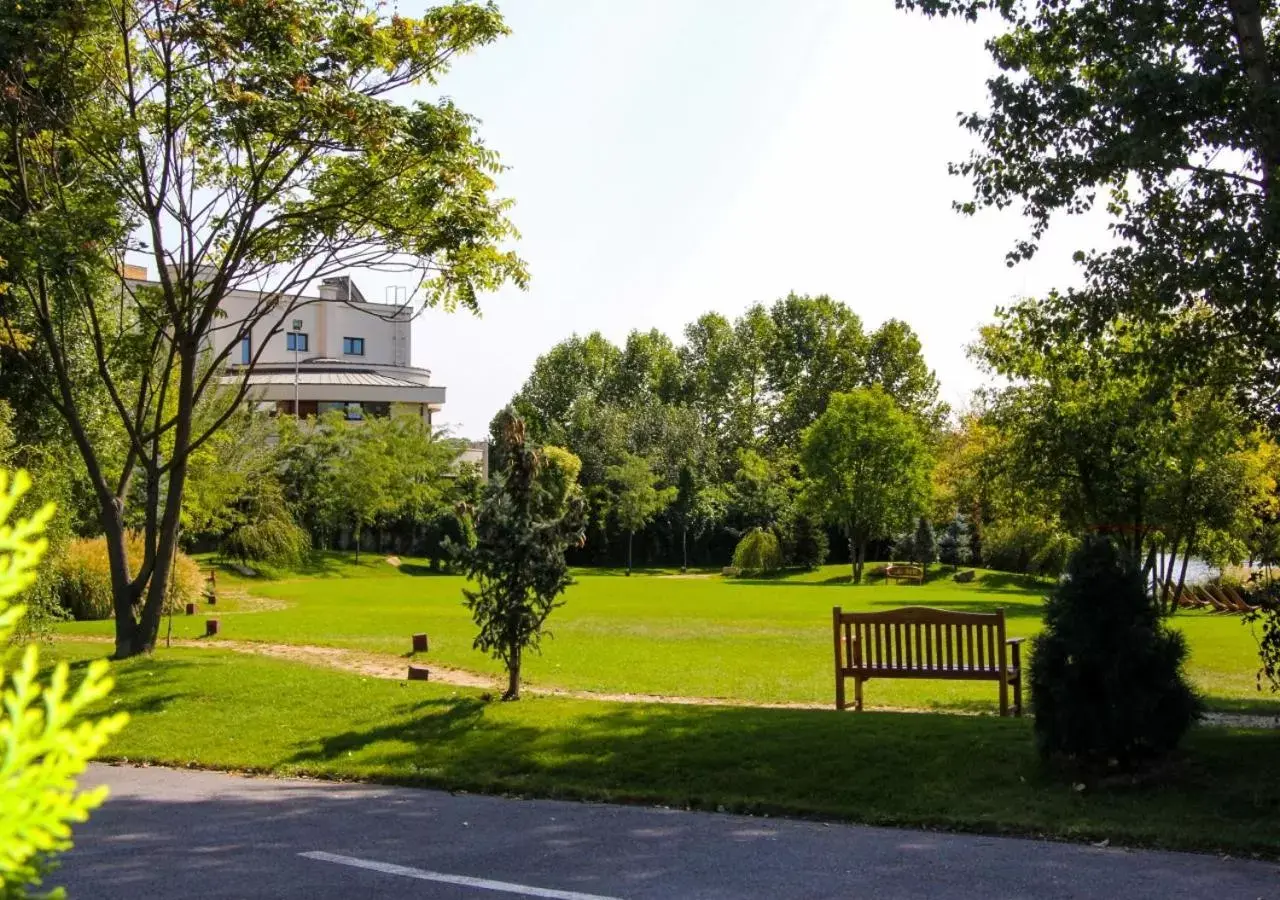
xmin=290 ymin=318 xmax=302 ymax=416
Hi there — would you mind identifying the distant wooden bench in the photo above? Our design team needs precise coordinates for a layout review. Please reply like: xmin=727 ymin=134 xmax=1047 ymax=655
xmin=833 ymin=606 xmax=1024 ymax=716
xmin=884 ymin=564 xmax=924 ymax=585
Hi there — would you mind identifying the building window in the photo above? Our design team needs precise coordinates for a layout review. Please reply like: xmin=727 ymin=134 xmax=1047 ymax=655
xmin=318 ymin=401 xmax=366 ymax=421
xmin=342 ymin=336 xmax=365 ymax=356
xmin=287 ymin=332 xmax=309 ymax=352
xmin=239 ymin=336 xmax=251 ymax=365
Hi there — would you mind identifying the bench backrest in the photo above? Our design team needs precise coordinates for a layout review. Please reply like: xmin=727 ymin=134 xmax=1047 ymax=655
xmin=833 ymin=606 xmax=1007 ymax=673
xmin=885 ymin=564 xmax=923 ymax=576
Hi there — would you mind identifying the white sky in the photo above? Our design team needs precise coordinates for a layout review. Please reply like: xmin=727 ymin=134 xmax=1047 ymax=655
xmin=380 ymin=0 xmax=1113 ymax=438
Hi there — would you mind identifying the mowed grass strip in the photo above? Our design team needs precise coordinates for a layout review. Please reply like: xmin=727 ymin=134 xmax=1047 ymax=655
xmin=56 ymin=557 xmax=1277 ymax=713
xmin=52 ymin=641 xmax=1280 ymax=857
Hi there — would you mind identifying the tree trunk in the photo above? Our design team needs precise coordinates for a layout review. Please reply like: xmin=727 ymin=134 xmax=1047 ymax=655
xmin=627 ymin=530 xmax=633 ymax=576
xmin=102 ymin=501 xmax=141 ymax=659
xmin=848 ymin=535 xmax=857 ymax=580
xmin=681 ymin=525 xmax=688 ymax=573
xmin=854 ymin=540 xmax=866 ymax=584
xmin=1228 ymin=0 xmax=1280 ymax=217
xmin=503 ymin=642 xmax=521 ymax=701
xmin=354 ymin=525 xmax=361 ymax=564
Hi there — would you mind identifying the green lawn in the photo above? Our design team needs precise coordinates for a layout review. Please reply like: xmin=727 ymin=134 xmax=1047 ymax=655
xmin=57 ymin=556 xmax=1276 ymax=713
xmin=49 ymin=640 xmax=1280 ymax=857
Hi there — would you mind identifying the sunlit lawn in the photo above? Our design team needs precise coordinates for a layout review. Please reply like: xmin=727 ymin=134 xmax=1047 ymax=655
xmin=48 ymin=641 xmax=1280 ymax=857
xmin=57 ymin=554 xmax=1277 ymax=713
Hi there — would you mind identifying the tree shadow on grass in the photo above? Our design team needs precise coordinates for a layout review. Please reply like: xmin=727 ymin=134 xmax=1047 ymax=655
xmin=272 ymin=691 xmax=1280 ymax=857
xmin=975 ymin=572 xmax=1055 ymax=594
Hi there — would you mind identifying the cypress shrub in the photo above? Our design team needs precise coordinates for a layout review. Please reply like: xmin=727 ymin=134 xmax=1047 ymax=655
xmin=1030 ymin=535 xmax=1201 ymax=771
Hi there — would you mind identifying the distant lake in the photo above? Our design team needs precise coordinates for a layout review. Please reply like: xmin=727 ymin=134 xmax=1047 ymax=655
xmin=1155 ymin=554 xmax=1219 ymax=585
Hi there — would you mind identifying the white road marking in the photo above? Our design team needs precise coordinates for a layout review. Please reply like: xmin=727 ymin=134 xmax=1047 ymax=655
xmin=299 ymin=851 xmax=627 ymax=900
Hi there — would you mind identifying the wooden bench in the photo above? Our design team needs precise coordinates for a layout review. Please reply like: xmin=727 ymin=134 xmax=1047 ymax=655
xmin=833 ymin=606 xmax=1024 ymax=716
xmin=884 ymin=564 xmax=924 ymax=585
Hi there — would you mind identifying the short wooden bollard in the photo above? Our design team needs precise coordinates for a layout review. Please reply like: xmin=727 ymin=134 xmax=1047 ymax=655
xmin=407 ymin=665 xmax=430 ymax=682
xmin=185 ymin=602 xmax=196 ymax=616
xmin=412 ymin=633 xmax=429 ymax=653
xmin=207 ymin=592 xmax=217 ymax=605
xmin=205 ymin=619 xmax=220 ymax=637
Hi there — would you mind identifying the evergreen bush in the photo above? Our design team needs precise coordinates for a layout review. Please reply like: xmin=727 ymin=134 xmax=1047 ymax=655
xmin=938 ymin=514 xmax=972 ymax=568
xmin=780 ymin=511 xmax=829 ymax=569
xmin=1030 ymin=535 xmax=1201 ymax=770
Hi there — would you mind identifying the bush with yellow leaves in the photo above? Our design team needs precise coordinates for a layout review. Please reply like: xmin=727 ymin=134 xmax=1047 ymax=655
xmin=0 ymin=472 xmax=128 ymax=898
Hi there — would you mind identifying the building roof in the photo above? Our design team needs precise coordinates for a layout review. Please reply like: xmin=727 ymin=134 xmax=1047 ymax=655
xmin=241 ymin=370 xmax=428 ymax=389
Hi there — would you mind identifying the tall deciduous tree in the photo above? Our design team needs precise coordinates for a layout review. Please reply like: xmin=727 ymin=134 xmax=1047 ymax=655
xmin=452 ymin=410 xmax=585 ymax=701
xmin=801 ymin=387 xmax=931 ymax=582
xmin=0 ymin=0 xmax=525 ymax=657
xmin=900 ymin=0 xmax=1280 ymax=421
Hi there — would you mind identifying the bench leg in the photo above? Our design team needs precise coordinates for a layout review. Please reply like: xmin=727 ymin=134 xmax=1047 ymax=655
xmin=854 ymin=675 xmax=864 ymax=712
xmin=998 ymin=676 xmax=1009 ymax=717
xmin=1012 ymin=674 xmax=1023 ymax=717
xmin=835 ymin=670 xmax=846 ymax=711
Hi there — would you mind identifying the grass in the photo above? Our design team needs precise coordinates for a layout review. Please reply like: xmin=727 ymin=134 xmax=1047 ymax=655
xmin=56 ymin=556 xmax=1278 ymax=713
xmin=47 ymin=640 xmax=1280 ymax=857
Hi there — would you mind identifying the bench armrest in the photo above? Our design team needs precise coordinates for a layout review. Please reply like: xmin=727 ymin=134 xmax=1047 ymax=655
xmin=1006 ymin=637 xmax=1026 ymax=645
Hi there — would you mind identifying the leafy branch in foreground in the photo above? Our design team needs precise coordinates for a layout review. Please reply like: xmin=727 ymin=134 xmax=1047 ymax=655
xmin=0 ymin=471 xmax=127 ymax=898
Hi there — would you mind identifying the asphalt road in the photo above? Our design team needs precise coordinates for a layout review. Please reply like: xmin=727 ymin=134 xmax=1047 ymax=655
xmin=55 ymin=763 xmax=1277 ymax=899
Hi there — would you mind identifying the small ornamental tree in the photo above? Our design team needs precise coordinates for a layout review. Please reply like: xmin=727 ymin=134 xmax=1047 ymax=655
xmin=605 ymin=453 xmax=676 ymax=575
xmin=0 ymin=471 xmax=128 ymax=898
xmin=731 ymin=527 xmax=783 ymax=575
xmin=1030 ymin=535 xmax=1201 ymax=771
xmin=938 ymin=514 xmax=972 ymax=570
xmin=912 ymin=517 xmax=937 ymax=569
xmin=451 ymin=410 xmax=585 ymax=701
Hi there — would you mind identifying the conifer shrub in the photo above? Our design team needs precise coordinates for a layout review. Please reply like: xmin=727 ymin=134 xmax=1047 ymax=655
xmin=1030 ymin=535 xmax=1201 ymax=771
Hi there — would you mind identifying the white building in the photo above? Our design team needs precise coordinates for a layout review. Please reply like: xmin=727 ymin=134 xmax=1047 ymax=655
xmin=124 ymin=266 xmax=447 ymax=426
xmin=219 ymin=275 xmax=446 ymax=426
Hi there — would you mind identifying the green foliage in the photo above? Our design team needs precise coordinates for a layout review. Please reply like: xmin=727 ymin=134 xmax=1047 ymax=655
xmin=1030 ymin=536 xmax=1201 ymax=771
xmin=422 ymin=508 xmax=474 ymax=572
xmin=779 ymin=510 xmax=828 ymax=570
xmin=900 ymin=0 xmax=1280 ymax=422
xmin=605 ymin=453 xmax=676 ymax=573
xmin=731 ymin=528 xmax=783 ymax=575
xmin=275 ymin=411 xmax=465 ymax=559
xmin=0 ymin=471 xmax=128 ymax=897
xmin=912 ymin=517 xmax=937 ymax=567
xmin=0 ymin=0 xmax=525 ymax=657
xmin=937 ymin=514 xmax=972 ymax=568
xmin=983 ymin=518 xmax=1078 ymax=578
xmin=800 ymin=387 xmax=932 ymax=582
xmin=52 ymin=534 xmax=202 ymax=621
xmin=452 ymin=410 xmax=586 ymax=700
xmin=500 ymin=293 xmax=945 ymax=570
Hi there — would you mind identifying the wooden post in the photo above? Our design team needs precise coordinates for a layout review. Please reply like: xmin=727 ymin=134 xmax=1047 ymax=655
xmin=185 ymin=602 xmax=195 ymax=616
xmin=832 ymin=607 xmax=846 ymax=710
xmin=412 ymin=633 xmax=429 ymax=653
xmin=206 ymin=619 xmax=220 ymax=637
xmin=407 ymin=665 xmax=430 ymax=681
xmin=997 ymin=608 xmax=1009 ymax=717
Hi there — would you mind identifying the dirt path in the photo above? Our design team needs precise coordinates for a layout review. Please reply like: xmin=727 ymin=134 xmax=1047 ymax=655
xmin=59 ymin=635 xmax=1280 ymax=725
xmin=62 ymin=635 xmax=830 ymax=709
